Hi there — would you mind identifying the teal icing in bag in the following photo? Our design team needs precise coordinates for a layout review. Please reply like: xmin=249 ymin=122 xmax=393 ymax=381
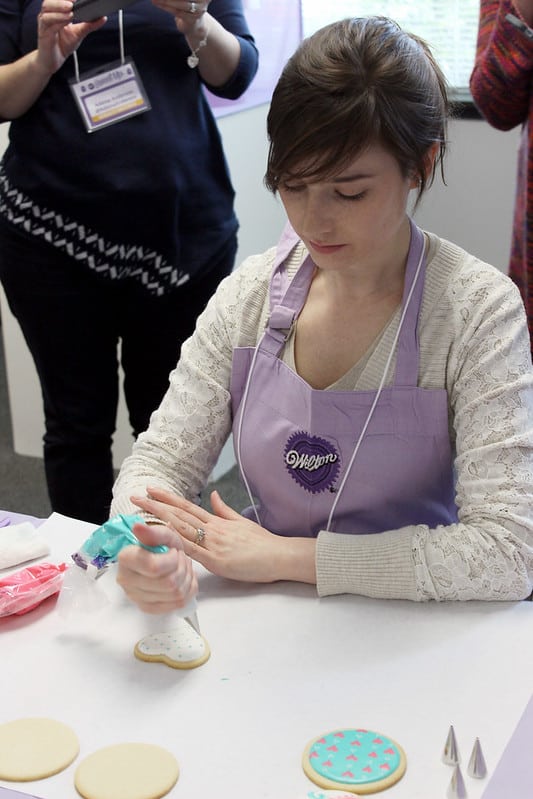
xmin=58 ymin=514 xmax=197 ymax=622
xmin=71 ymin=514 xmax=167 ymax=578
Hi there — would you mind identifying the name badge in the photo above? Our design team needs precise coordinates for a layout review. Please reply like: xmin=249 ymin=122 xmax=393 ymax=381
xmin=70 ymin=57 xmax=150 ymax=132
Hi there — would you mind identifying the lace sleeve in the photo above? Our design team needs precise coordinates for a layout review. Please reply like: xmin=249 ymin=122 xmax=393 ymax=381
xmin=110 ymin=250 xmax=274 ymax=516
xmin=413 ymin=264 xmax=533 ymax=600
xmin=317 ymin=258 xmax=533 ymax=602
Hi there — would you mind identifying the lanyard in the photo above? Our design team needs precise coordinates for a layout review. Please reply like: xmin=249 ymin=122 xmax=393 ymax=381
xmin=68 ymin=10 xmax=150 ymax=133
xmin=72 ymin=9 xmax=126 ymax=83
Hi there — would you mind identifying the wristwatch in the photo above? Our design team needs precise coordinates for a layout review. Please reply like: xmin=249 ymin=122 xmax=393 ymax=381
xmin=506 ymin=12 xmax=533 ymax=40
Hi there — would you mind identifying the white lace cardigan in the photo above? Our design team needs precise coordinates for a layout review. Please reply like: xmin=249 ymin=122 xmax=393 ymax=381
xmin=111 ymin=231 xmax=533 ymax=602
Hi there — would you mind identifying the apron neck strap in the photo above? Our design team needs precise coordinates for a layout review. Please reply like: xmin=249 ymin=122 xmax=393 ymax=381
xmin=261 ymin=222 xmax=315 ymax=354
xmin=393 ymin=219 xmax=426 ymax=387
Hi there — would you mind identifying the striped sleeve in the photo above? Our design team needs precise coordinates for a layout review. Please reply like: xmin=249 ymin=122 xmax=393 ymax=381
xmin=470 ymin=0 xmax=533 ymax=130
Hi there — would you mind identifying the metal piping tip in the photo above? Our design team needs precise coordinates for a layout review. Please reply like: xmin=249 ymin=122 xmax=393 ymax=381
xmin=443 ymin=724 xmax=460 ymax=765
xmin=185 ymin=611 xmax=200 ymax=635
xmin=447 ymin=764 xmax=467 ymax=799
xmin=467 ymin=737 xmax=487 ymax=779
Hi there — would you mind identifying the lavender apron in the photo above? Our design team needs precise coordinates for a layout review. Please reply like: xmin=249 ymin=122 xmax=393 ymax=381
xmin=230 ymin=220 xmax=457 ymax=537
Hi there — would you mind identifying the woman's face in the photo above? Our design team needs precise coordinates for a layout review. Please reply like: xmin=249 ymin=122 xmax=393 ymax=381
xmin=277 ymin=142 xmax=418 ymax=275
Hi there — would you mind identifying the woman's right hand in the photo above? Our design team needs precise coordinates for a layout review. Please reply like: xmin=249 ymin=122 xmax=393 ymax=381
xmin=36 ymin=0 xmax=106 ymax=76
xmin=116 ymin=521 xmax=199 ymax=614
xmin=0 ymin=0 xmax=105 ymax=119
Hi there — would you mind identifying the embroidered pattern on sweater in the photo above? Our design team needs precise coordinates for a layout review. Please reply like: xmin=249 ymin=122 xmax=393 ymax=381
xmin=0 ymin=169 xmax=190 ymax=296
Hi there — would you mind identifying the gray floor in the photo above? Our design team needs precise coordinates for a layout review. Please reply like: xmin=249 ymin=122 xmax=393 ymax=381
xmin=0 ymin=318 xmax=248 ymax=519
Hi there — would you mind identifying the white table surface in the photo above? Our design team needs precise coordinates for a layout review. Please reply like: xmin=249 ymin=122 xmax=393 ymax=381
xmin=1 ymin=512 xmax=532 ymax=799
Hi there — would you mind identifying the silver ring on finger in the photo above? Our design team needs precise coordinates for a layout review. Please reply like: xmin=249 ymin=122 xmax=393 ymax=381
xmin=189 ymin=1 xmax=197 ymax=12
xmin=195 ymin=527 xmax=206 ymax=546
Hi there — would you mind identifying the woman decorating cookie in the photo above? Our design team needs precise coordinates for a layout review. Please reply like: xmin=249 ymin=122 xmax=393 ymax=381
xmin=113 ymin=16 xmax=533 ymax=611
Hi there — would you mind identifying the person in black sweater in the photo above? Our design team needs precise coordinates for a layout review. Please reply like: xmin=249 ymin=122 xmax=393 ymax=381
xmin=0 ymin=0 xmax=258 ymax=523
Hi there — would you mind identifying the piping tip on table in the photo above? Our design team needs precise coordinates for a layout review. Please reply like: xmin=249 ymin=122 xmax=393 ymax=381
xmin=447 ymin=764 xmax=467 ymax=799
xmin=443 ymin=724 xmax=460 ymax=765
xmin=467 ymin=737 xmax=487 ymax=779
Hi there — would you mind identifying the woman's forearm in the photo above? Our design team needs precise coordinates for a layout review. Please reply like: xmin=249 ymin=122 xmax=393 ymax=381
xmin=514 ymin=0 xmax=533 ymax=27
xmin=0 ymin=51 xmax=54 ymax=120
xmin=276 ymin=536 xmax=317 ymax=584
xmin=188 ymin=13 xmax=241 ymax=87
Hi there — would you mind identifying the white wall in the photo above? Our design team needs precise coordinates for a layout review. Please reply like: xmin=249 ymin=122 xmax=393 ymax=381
xmin=0 ymin=113 xmax=521 ymax=472
xmin=414 ymin=120 xmax=520 ymax=270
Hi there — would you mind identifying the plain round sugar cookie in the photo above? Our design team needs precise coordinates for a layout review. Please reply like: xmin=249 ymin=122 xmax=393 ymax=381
xmin=0 ymin=717 xmax=79 ymax=781
xmin=74 ymin=742 xmax=179 ymax=799
xmin=302 ymin=728 xmax=406 ymax=795
xmin=134 ymin=618 xmax=210 ymax=670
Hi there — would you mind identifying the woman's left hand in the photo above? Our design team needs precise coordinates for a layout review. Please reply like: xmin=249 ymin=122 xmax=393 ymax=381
xmin=130 ymin=486 xmax=308 ymax=584
xmin=150 ymin=0 xmax=210 ymax=35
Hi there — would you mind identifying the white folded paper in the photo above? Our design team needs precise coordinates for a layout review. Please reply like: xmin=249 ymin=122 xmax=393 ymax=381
xmin=0 ymin=522 xmax=50 ymax=570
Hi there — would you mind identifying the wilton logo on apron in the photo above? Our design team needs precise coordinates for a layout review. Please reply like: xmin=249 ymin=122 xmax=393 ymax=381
xmin=284 ymin=431 xmax=340 ymax=494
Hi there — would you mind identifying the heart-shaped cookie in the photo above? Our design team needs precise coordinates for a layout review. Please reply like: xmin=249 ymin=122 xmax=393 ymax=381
xmin=134 ymin=618 xmax=210 ymax=670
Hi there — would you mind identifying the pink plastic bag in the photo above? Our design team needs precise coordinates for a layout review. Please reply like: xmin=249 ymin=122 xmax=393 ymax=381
xmin=0 ymin=562 xmax=67 ymax=617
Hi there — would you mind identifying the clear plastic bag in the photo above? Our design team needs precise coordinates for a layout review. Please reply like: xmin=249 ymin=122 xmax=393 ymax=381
xmin=55 ymin=561 xmax=111 ymax=618
xmin=0 ymin=562 xmax=67 ymax=617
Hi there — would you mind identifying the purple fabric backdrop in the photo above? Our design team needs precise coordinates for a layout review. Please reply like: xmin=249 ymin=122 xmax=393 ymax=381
xmin=207 ymin=0 xmax=302 ymax=117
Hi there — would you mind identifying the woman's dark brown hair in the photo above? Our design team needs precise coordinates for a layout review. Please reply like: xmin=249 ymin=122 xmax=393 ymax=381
xmin=265 ymin=16 xmax=450 ymax=206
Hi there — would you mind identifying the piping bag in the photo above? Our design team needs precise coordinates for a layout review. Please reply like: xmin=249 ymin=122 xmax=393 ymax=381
xmin=57 ymin=513 xmax=199 ymax=633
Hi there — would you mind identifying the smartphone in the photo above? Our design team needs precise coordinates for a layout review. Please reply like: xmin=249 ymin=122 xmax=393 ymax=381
xmin=72 ymin=0 xmax=140 ymax=23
